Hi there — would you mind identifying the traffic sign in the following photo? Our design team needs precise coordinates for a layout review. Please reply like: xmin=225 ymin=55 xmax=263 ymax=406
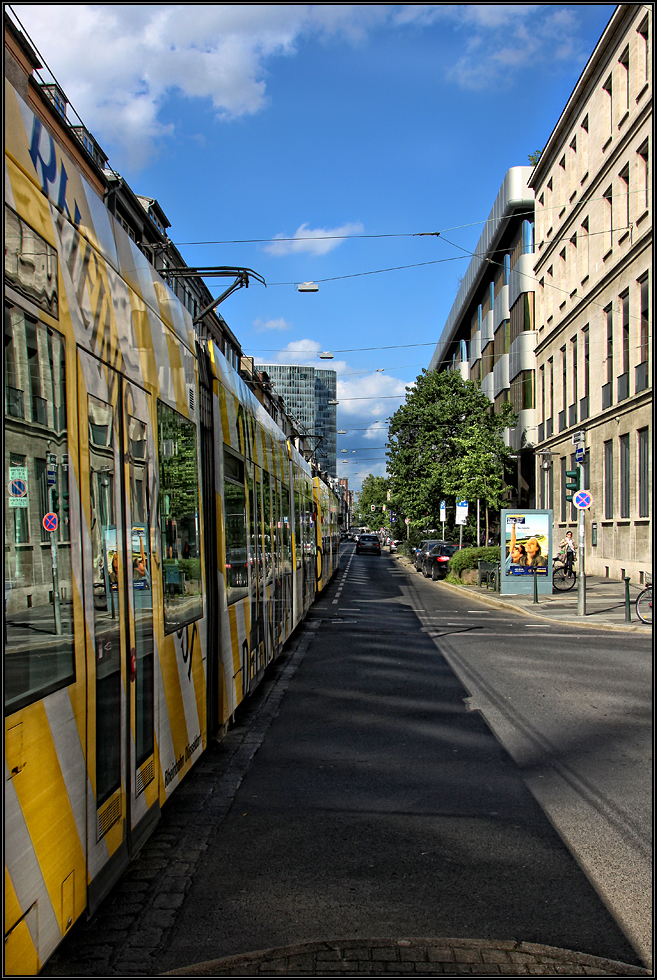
xmin=455 ymin=499 xmax=468 ymax=525
xmin=405 ymin=517 xmax=410 ymax=525
xmin=575 ymin=447 xmax=584 ymax=463
xmin=573 ymin=490 xmax=592 ymax=510
xmin=43 ymin=512 xmax=59 ymax=532
xmin=9 ymin=470 xmax=28 ymax=509
xmin=440 ymin=500 xmax=446 ymax=523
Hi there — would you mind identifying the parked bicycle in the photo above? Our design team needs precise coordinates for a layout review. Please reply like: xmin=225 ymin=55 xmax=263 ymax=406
xmin=636 ymin=578 xmax=652 ymax=625
xmin=552 ymin=555 xmax=577 ymax=592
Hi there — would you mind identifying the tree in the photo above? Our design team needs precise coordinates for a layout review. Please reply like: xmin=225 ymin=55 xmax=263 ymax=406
xmin=355 ymin=474 xmax=390 ymax=531
xmin=528 ymin=149 xmax=543 ymax=166
xmin=386 ymin=369 xmax=516 ymax=542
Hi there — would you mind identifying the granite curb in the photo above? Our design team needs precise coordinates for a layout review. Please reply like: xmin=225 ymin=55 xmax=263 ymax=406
xmin=161 ymin=937 xmax=651 ymax=976
xmin=393 ymin=555 xmax=648 ymax=633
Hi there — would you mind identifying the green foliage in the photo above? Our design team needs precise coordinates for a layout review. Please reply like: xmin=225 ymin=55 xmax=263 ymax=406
xmin=356 ymin=474 xmax=393 ymax=533
xmin=528 ymin=149 xmax=543 ymax=166
xmin=449 ymin=546 xmax=501 ymax=575
xmin=386 ymin=369 xmax=516 ymax=529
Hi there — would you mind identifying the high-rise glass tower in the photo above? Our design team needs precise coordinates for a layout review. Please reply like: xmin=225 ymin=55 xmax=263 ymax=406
xmin=255 ymin=364 xmax=337 ymax=475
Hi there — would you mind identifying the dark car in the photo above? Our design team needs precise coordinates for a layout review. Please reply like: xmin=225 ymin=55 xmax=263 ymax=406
xmin=422 ymin=541 xmax=458 ymax=580
xmin=356 ymin=533 xmax=381 ymax=556
xmin=413 ymin=539 xmax=441 ymax=571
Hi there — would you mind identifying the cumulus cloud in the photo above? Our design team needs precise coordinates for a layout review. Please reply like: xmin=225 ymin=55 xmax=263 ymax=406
xmin=253 ymin=317 xmax=292 ymax=332
xmin=337 ymin=370 xmax=407 ymax=419
xmin=264 ymin=222 xmax=364 ymax=257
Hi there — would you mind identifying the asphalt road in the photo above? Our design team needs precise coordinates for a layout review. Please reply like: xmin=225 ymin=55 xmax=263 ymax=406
xmin=157 ymin=545 xmax=649 ymax=973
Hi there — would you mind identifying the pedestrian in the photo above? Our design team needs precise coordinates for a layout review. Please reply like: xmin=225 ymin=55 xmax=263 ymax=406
xmin=559 ymin=530 xmax=577 ymax=574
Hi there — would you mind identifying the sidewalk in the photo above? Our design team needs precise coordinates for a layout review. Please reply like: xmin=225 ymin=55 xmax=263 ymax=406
xmin=394 ymin=555 xmax=651 ymax=632
xmin=163 ymin=937 xmax=651 ymax=976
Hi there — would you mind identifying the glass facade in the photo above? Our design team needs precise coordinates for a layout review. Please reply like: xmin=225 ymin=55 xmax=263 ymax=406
xmin=255 ymin=365 xmax=337 ymax=475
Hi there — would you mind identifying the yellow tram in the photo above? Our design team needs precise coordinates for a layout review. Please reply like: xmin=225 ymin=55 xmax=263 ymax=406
xmin=4 ymin=78 xmax=339 ymax=975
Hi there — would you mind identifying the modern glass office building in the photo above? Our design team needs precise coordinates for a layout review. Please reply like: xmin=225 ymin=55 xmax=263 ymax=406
xmin=255 ymin=365 xmax=337 ymax=476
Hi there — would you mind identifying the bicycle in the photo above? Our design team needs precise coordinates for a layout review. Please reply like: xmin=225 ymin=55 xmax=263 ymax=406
xmin=552 ymin=555 xmax=577 ymax=592
xmin=636 ymin=580 xmax=652 ymax=625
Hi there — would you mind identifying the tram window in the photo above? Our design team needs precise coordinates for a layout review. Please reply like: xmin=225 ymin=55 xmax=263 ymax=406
xmin=129 ymin=417 xmax=154 ymax=767
xmin=4 ymin=310 xmax=74 ymax=714
xmin=294 ymin=484 xmax=302 ymax=569
xmin=281 ymin=484 xmax=292 ymax=574
xmin=223 ymin=449 xmax=248 ymax=604
xmin=262 ymin=470 xmax=273 ymax=582
xmin=88 ymin=394 xmax=122 ymax=805
xmin=157 ymin=400 xmax=203 ymax=632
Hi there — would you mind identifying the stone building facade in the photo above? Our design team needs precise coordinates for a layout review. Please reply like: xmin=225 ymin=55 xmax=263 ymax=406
xmin=529 ymin=3 xmax=652 ymax=582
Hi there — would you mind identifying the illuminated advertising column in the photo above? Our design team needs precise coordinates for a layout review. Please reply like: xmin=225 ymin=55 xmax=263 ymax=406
xmin=501 ymin=509 xmax=553 ymax=596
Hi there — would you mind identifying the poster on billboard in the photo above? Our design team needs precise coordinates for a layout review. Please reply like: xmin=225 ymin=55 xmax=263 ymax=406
xmin=501 ymin=509 xmax=553 ymax=595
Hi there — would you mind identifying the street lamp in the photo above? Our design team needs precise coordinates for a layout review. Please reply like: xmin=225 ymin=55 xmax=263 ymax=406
xmin=328 ymin=399 xmax=339 ymax=405
xmin=297 ymin=282 xmax=319 ymax=292
xmin=319 ymin=351 xmax=334 ymax=359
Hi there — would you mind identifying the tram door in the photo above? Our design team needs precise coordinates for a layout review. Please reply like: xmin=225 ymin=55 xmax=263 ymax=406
xmin=79 ymin=352 xmax=157 ymax=909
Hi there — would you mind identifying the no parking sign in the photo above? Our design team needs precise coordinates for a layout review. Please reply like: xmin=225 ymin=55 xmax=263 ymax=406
xmin=43 ymin=512 xmax=58 ymax=533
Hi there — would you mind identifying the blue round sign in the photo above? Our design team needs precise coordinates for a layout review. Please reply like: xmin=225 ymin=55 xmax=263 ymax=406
xmin=573 ymin=490 xmax=592 ymax=509
xmin=43 ymin=512 xmax=58 ymax=532
xmin=10 ymin=479 xmax=27 ymax=498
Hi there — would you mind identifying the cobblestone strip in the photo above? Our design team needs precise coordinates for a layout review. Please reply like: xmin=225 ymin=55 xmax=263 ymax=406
xmin=162 ymin=938 xmax=651 ymax=977
xmin=43 ymin=623 xmax=320 ymax=977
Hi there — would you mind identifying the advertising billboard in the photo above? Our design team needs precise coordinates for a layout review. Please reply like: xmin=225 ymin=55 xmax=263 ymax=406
xmin=501 ymin=509 xmax=553 ymax=596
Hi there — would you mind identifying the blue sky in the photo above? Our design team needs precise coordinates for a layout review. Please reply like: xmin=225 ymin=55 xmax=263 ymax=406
xmin=13 ymin=3 xmax=615 ymax=490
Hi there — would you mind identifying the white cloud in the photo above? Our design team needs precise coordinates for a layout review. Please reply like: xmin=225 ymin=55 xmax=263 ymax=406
xmin=442 ymin=4 xmax=587 ymax=90
xmin=264 ymin=222 xmax=364 ymax=257
xmin=337 ymin=370 xmax=407 ymax=419
xmin=253 ymin=317 xmax=292 ymax=332
xmin=11 ymin=4 xmax=394 ymax=167
xmin=12 ymin=4 xmax=593 ymax=165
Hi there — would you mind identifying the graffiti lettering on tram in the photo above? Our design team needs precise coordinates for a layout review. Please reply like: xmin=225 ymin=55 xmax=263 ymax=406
xmin=175 ymin=621 xmax=197 ymax=681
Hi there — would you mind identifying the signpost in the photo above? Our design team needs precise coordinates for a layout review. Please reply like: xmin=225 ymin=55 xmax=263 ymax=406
xmin=455 ymin=499 xmax=468 ymax=549
xmin=572 ymin=431 xmax=588 ymax=617
xmin=440 ymin=500 xmax=446 ymax=541
xmin=48 ymin=470 xmax=62 ymax=635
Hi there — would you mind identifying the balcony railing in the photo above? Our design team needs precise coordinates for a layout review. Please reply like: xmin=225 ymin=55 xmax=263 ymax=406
xmin=558 ymin=410 xmax=567 ymax=432
xmin=602 ymin=382 xmax=613 ymax=410
xmin=635 ymin=361 xmax=649 ymax=393
xmin=579 ymin=396 xmax=589 ymax=421
xmin=569 ymin=403 xmax=578 ymax=427
xmin=6 ymin=387 xmax=25 ymax=419
xmin=617 ymin=373 xmax=629 ymax=402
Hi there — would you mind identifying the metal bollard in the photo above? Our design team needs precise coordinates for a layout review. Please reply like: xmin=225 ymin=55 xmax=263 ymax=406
xmin=533 ymin=567 xmax=539 ymax=604
xmin=623 ymin=576 xmax=632 ymax=623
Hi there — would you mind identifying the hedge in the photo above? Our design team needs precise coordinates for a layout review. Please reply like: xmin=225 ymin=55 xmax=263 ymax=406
xmin=449 ymin=546 xmax=501 ymax=575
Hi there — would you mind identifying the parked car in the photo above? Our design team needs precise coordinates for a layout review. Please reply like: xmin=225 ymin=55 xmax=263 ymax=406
xmin=422 ymin=541 xmax=459 ymax=580
xmin=389 ymin=539 xmax=402 ymax=554
xmin=355 ymin=533 xmax=381 ymax=556
xmin=413 ymin=539 xmax=441 ymax=571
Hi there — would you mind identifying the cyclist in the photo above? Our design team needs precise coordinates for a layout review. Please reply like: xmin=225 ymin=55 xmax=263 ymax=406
xmin=559 ymin=530 xmax=577 ymax=576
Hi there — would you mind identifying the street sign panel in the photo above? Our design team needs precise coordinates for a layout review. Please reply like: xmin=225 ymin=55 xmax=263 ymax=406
xmin=575 ymin=447 xmax=584 ymax=463
xmin=9 ymin=468 xmax=28 ymax=508
xmin=440 ymin=500 xmax=446 ymax=523
xmin=43 ymin=512 xmax=58 ymax=532
xmin=573 ymin=490 xmax=592 ymax=510
xmin=455 ymin=499 xmax=468 ymax=525
xmin=405 ymin=517 xmax=410 ymax=525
